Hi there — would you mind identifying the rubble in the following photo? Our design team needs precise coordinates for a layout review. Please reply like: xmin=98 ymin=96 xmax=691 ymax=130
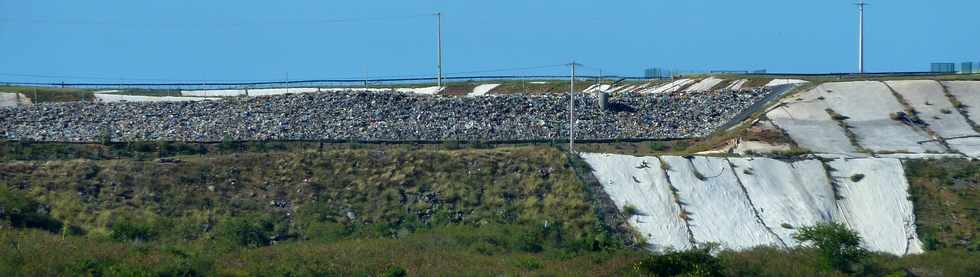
xmin=0 ymin=88 xmax=771 ymax=142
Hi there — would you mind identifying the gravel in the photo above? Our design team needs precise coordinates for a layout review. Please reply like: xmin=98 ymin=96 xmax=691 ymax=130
xmin=0 ymin=88 xmax=771 ymax=142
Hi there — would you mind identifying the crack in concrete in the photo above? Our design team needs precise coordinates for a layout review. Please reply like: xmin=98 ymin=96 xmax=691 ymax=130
xmin=658 ymin=156 xmax=697 ymax=246
xmin=725 ymin=158 xmax=788 ymax=248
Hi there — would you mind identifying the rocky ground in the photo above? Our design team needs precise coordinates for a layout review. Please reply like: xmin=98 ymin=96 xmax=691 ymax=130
xmin=0 ymin=88 xmax=771 ymax=142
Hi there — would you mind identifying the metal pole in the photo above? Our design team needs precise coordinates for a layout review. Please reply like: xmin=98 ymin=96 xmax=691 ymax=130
xmin=569 ymin=61 xmax=577 ymax=153
xmin=436 ymin=12 xmax=443 ymax=88
xmin=857 ymin=1 xmax=867 ymax=73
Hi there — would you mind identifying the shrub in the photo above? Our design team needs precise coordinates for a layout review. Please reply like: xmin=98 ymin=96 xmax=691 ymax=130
xmin=0 ymin=187 xmax=63 ymax=232
xmin=110 ymin=218 xmax=158 ymax=242
xmin=382 ymin=266 xmax=407 ymax=277
xmin=633 ymin=245 xmax=723 ymax=277
xmin=792 ymin=222 xmax=868 ymax=272
xmin=850 ymin=174 xmax=866 ymax=182
xmin=216 ymin=217 xmax=273 ymax=248
xmin=622 ymin=204 xmax=642 ymax=217
xmin=826 ymin=109 xmax=850 ymax=121
xmin=647 ymin=142 xmax=668 ymax=152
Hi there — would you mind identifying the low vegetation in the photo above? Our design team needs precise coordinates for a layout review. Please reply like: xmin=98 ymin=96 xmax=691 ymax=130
xmin=0 ymin=86 xmax=94 ymax=103
xmin=1 ymin=142 xmax=979 ymax=275
xmin=904 ymin=159 xmax=980 ymax=251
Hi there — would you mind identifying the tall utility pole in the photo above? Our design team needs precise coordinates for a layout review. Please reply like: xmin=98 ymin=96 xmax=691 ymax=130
xmin=435 ymin=12 xmax=444 ymax=88
xmin=568 ymin=61 xmax=581 ymax=153
xmin=857 ymin=1 xmax=868 ymax=73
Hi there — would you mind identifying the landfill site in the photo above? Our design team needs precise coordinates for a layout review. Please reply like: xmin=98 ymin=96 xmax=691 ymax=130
xmin=3 ymin=75 xmax=980 ymax=254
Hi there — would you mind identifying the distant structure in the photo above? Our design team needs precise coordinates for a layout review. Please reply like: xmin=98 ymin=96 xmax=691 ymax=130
xmin=645 ymin=68 xmax=766 ymax=78
xmin=930 ymin=62 xmax=980 ymax=74
xmin=931 ymin=63 xmax=956 ymax=73
xmin=644 ymin=68 xmax=672 ymax=79
xmin=856 ymin=0 xmax=868 ymax=73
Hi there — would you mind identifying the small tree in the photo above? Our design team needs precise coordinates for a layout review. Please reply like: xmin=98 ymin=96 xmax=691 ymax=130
xmin=793 ymin=222 xmax=868 ymax=272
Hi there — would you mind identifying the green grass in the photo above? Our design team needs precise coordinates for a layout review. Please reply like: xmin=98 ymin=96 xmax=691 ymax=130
xmin=0 ymin=86 xmax=94 ymax=103
xmin=2 ymin=141 xmax=980 ymax=275
xmin=905 ymin=159 xmax=980 ymax=251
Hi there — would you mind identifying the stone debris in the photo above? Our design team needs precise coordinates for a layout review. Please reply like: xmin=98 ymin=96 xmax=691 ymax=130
xmin=0 ymin=88 xmax=771 ymax=142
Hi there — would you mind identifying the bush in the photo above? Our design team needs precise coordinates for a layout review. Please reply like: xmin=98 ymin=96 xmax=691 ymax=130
xmin=382 ymin=266 xmax=407 ymax=277
xmin=216 ymin=217 xmax=273 ymax=248
xmin=0 ymin=187 xmax=63 ymax=232
xmin=793 ymin=222 xmax=868 ymax=272
xmin=647 ymin=142 xmax=668 ymax=152
xmin=110 ymin=218 xmax=158 ymax=242
xmin=633 ymin=246 xmax=723 ymax=277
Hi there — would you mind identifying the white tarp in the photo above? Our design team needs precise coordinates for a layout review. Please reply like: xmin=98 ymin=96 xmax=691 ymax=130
xmin=819 ymin=81 xmax=944 ymax=153
xmin=661 ymin=156 xmax=782 ymax=250
xmin=726 ymin=79 xmax=748 ymax=90
xmin=766 ymin=85 xmax=862 ymax=156
xmin=685 ymin=77 xmax=725 ymax=92
xmin=581 ymin=153 xmax=693 ymax=251
xmin=94 ymin=94 xmax=218 ymax=103
xmin=0 ymin=92 xmax=30 ymax=107
xmin=467 ymin=84 xmax=500 ymax=97
xmin=182 ymin=86 xmax=444 ymax=97
xmin=887 ymin=80 xmax=980 ymax=156
xmin=643 ymin=79 xmax=695 ymax=94
xmin=829 ymin=158 xmax=925 ymax=255
xmin=766 ymin=79 xmax=808 ymax=87
xmin=730 ymin=158 xmax=839 ymax=245
xmin=582 ymin=153 xmax=925 ymax=256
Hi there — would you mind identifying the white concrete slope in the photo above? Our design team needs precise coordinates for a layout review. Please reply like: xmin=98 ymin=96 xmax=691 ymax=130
xmin=94 ymin=94 xmax=218 ymax=103
xmin=642 ymin=79 xmax=695 ymax=94
xmin=0 ymin=92 xmax=31 ymax=107
xmin=660 ymin=156 xmax=782 ymax=250
xmin=887 ymin=80 xmax=980 ymax=156
xmin=685 ymin=77 xmax=724 ymax=92
xmin=580 ymin=153 xmax=693 ymax=251
xmin=467 ymin=84 xmax=500 ymax=97
xmin=582 ymin=153 xmax=923 ymax=256
xmin=820 ymin=81 xmax=945 ymax=153
xmin=730 ymin=158 xmax=840 ymax=245
xmin=944 ymin=81 xmax=980 ymax=126
xmin=829 ymin=158 xmax=924 ymax=255
xmin=182 ymin=86 xmax=444 ymax=97
xmin=766 ymin=85 xmax=863 ymax=156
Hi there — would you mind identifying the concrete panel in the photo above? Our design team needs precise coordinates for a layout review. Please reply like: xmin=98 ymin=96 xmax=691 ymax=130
xmin=644 ymin=79 xmax=695 ymax=94
xmin=767 ymin=86 xmax=861 ymax=155
xmin=0 ymin=92 xmax=30 ymax=107
xmin=685 ymin=77 xmax=724 ymax=92
xmin=829 ymin=158 xmax=925 ymax=255
xmin=580 ymin=153 xmax=693 ymax=251
xmin=94 ymin=94 xmax=218 ymax=103
xmin=943 ymin=81 xmax=980 ymax=126
xmin=730 ymin=158 xmax=839 ymax=245
xmin=886 ymin=80 xmax=979 ymax=136
xmin=820 ymin=81 xmax=944 ymax=153
xmin=661 ymin=156 xmax=782 ymax=250
xmin=467 ymin=84 xmax=500 ymax=97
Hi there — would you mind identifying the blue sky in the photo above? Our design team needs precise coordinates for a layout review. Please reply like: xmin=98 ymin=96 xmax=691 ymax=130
xmin=1 ymin=0 xmax=978 ymax=83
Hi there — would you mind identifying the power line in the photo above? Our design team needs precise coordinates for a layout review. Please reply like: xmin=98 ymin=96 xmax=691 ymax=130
xmin=0 ymin=13 xmax=434 ymax=28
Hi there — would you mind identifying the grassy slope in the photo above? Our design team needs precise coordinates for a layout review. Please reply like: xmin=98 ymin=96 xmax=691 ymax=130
xmin=2 ymin=142 xmax=980 ymax=275
xmin=0 ymin=145 xmax=642 ymax=275
xmin=0 ymin=146 xmax=601 ymax=237
xmin=905 ymin=159 xmax=980 ymax=251
xmin=0 ymin=86 xmax=94 ymax=103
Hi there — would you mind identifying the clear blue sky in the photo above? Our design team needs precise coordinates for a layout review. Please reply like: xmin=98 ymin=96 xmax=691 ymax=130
xmin=1 ymin=0 xmax=978 ymax=83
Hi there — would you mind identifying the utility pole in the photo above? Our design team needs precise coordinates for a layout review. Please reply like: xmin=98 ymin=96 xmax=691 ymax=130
xmin=568 ymin=61 xmax=581 ymax=153
xmin=857 ymin=1 xmax=868 ymax=73
xmin=435 ymin=12 xmax=444 ymax=88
